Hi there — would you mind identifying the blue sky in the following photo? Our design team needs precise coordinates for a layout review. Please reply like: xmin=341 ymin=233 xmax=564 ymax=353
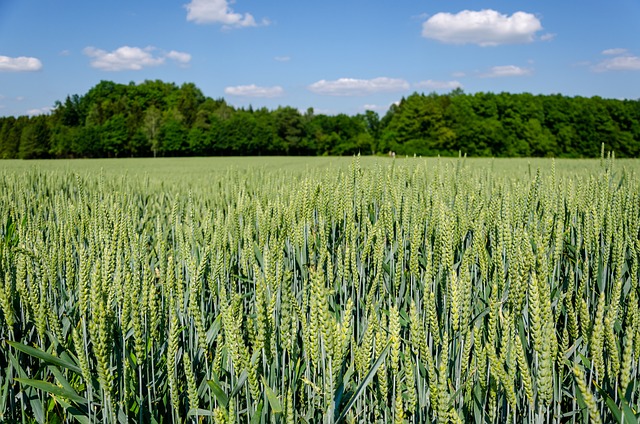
xmin=1 ymin=0 xmax=639 ymax=116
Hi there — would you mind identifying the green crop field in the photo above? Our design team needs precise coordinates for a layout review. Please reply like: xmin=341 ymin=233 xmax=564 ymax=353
xmin=1 ymin=155 xmax=640 ymax=423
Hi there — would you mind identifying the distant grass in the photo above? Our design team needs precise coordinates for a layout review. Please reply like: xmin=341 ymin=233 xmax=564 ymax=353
xmin=2 ymin=155 xmax=639 ymax=186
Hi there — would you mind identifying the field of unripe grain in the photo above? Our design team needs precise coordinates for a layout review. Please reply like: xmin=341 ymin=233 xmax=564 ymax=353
xmin=1 ymin=155 xmax=639 ymax=423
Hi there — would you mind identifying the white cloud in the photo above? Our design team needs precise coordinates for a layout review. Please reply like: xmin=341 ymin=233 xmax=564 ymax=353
xmin=308 ymin=77 xmax=410 ymax=96
xmin=415 ymin=80 xmax=463 ymax=90
xmin=593 ymin=55 xmax=640 ymax=72
xmin=84 ymin=46 xmax=163 ymax=71
xmin=421 ymin=9 xmax=542 ymax=46
xmin=274 ymin=56 xmax=291 ymax=62
xmin=481 ymin=65 xmax=532 ymax=78
xmin=83 ymin=46 xmax=191 ymax=71
xmin=0 ymin=55 xmax=43 ymax=72
xmin=224 ymin=84 xmax=284 ymax=98
xmin=185 ymin=0 xmax=266 ymax=28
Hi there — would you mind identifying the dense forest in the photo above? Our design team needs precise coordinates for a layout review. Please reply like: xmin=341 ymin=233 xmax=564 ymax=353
xmin=1 ymin=80 xmax=639 ymax=159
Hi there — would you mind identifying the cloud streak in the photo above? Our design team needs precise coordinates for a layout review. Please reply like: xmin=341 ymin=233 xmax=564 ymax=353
xmin=422 ymin=9 xmax=542 ymax=46
xmin=27 ymin=106 xmax=53 ymax=116
xmin=308 ymin=77 xmax=410 ymax=96
xmin=224 ymin=84 xmax=284 ymax=97
xmin=602 ymin=48 xmax=627 ymax=56
xmin=415 ymin=80 xmax=463 ymax=90
xmin=0 ymin=55 xmax=43 ymax=72
xmin=481 ymin=65 xmax=532 ymax=78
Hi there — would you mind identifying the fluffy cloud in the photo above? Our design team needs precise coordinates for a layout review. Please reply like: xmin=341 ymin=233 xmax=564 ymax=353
xmin=481 ymin=65 xmax=532 ymax=78
xmin=185 ymin=0 xmax=265 ymax=28
xmin=415 ymin=80 xmax=463 ymax=90
xmin=0 ymin=55 xmax=43 ymax=72
xmin=83 ymin=46 xmax=191 ymax=71
xmin=224 ymin=84 xmax=284 ymax=97
xmin=308 ymin=77 xmax=410 ymax=96
xmin=84 ymin=46 xmax=162 ymax=71
xmin=422 ymin=9 xmax=542 ymax=46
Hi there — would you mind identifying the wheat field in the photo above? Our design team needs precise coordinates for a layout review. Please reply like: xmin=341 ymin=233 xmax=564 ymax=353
xmin=0 ymin=155 xmax=639 ymax=423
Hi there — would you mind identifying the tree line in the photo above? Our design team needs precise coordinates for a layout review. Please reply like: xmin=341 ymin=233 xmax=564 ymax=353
xmin=1 ymin=80 xmax=639 ymax=159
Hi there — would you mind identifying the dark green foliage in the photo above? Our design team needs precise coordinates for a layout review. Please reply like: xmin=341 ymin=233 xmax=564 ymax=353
xmin=0 ymin=116 xmax=21 ymax=159
xmin=1 ymin=80 xmax=640 ymax=158
xmin=18 ymin=115 xmax=50 ymax=159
